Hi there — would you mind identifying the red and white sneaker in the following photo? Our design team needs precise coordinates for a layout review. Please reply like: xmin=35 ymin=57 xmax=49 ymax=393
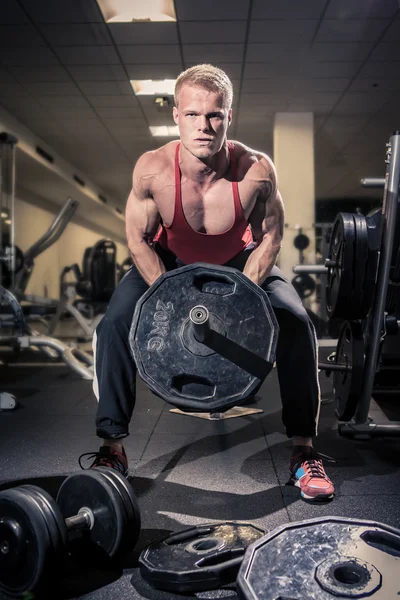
xmin=288 ymin=449 xmax=335 ymax=502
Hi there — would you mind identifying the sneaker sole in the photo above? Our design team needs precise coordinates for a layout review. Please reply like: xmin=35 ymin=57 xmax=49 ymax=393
xmin=294 ymin=480 xmax=334 ymax=502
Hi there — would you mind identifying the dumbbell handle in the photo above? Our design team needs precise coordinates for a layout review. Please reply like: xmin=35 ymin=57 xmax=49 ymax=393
xmin=65 ymin=507 xmax=94 ymax=531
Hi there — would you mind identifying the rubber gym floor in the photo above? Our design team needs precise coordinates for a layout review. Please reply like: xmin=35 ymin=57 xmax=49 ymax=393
xmin=0 ymin=349 xmax=399 ymax=600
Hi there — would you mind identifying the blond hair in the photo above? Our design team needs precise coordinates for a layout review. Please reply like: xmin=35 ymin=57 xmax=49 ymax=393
xmin=174 ymin=64 xmax=233 ymax=109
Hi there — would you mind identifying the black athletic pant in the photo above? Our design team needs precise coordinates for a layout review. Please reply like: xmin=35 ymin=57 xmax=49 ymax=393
xmin=93 ymin=245 xmax=321 ymax=440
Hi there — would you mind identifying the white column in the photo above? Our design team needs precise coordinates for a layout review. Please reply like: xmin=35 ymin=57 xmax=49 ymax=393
xmin=273 ymin=113 xmax=315 ymax=279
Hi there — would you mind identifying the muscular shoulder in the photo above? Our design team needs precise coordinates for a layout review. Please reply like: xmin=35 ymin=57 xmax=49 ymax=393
xmin=133 ymin=141 xmax=177 ymax=196
xmin=229 ymin=140 xmax=277 ymax=198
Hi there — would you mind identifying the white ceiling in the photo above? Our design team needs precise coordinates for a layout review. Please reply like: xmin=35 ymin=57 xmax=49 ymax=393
xmin=0 ymin=0 xmax=399 ymax=211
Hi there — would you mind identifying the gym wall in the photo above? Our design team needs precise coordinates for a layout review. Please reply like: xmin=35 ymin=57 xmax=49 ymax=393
xmin=14 ymin=196 xmax=129 ymax=299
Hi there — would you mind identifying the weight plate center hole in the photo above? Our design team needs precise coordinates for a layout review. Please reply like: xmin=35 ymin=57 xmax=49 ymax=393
xmin=185 ymin=536 xmax=225 ymax=554
xmin=332 ymin=563 xmax=368 ymax=587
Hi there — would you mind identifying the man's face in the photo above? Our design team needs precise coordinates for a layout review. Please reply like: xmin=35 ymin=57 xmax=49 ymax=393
xmin=173 ymin=84 xmax=232 ymax=159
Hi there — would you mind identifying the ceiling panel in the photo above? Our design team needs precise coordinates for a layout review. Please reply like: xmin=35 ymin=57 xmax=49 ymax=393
xmin=325 ymin=0 xmax=398 ymax=19
xmin=86 ymin=95 xmax=140 ymax=108
xmin=382 ymin=17 xmax=400 ymax=41
xmin=301 ymin=61 xmax=362 ymax=78
xmin=118 ymin=45 xmax=182 ymax=64
xmin=357 ymin=60 xmax=399 ymax=77
xmin=249 ymin=20 xmax=318 ymax=44
xmin=20 ymin=0 xmax=103 ymax=23
xmin=308 ymin=42 xmax=375 ymax=62
xmin=39 ymin=23 xmax=111 ymax=46
xmin=0 ymin=24 xmax=46 ymax=46
xmin=109 ymin=23 xmax=179 ymax=45
xmin=243 ymin=62 xmax=301 ymax=78
xmin=333 ymin=91 xmax=390 ymax=115
xmin=8 ymin=65 xmax=72 ymax=83
xmin=370 ymin=42 xmax=400 ymax=61
xmin=180 ymin=21 xmax=247 ymax=44
xmin=94 ymin=105 xmax=143 ymax=119
xmin=125 ymin=63 xmax=183 ymax=79
xmin=0 ymin=82 xmax=30 ymax=97
xmin=175 ymin=0 xmax=250 ymax=21
xmin=0 ymin=67 xmax=18 ymax=84
xmin=315 ymin=19 xmax=391 ymax=43
xmin=100 ymin=117 xmax=149 ymax=132
xmin=77 ymin=80 xmax=133 ymax=95
xmin=0 ymin=46 xmax=59 ymax=65
xmin=0 ymin=0 xmax=30 ymax=24
xmin=54 ymin=45 xmax=120 ymax=65
xmin=246 ymin=44 xmax=308 ymax=64
xmin=36 ymin=95 xmax=91 ymax=108
xmin=252 ymin=0 xmax=324 ymax=19
xmin=348 ymin=77 xmax=400 ymax=92
xmin=183 ymin=44 xmax=244 ymax=64
xmin=67 ymin=64 xmax=127 ymax=81
xmin=241 ymin=79 xmax=295 ymax=94
xmin=301 ymin=78 xmax=350 ymax=92
xmin=46 ymin=106 xmax=99 ymax=120
xmin=23 ymin=81 xmax=81 ymax=96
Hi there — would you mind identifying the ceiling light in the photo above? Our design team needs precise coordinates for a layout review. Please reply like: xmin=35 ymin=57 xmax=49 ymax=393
xmin=97 ymin=0 xmax=176 ymax=22
xmin=131 ymin=79 xmax=175 ymax=96
xmin=1 ymin=211 xmax=8 ymax=218
xmin=150 ymin=126 xmax=179 ymax=137
xmin=4 ymin=219 xmax=11 ymax=225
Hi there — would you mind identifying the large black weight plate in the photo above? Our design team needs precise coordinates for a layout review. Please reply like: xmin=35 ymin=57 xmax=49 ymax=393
xmin=56 ymin=469 xmax=126 ymax=558
xmin=0 ymin=486 xmax=58 ymax=598
xmin=130 ymin=263 xmax=278 ymax=412
xmin=350 ymin=214 xmax=369 ymax=317
xmin=139 ymin=522 xmax=265 ymax=593
xmin=326 ymin=213 xmax=356 ymax=319
xmin=333 ymin=321 xmax=365 ymax=421
xmin=237 ymin=516 xmax=400 ymax=600
xmin=94 ymin=467 xmax=141 ymax=552
xmin=327 ymin=213 xmax=375 ymax=320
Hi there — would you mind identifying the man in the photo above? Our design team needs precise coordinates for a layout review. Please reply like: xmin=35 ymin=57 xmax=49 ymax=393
xmin=81 ymin=64 xmax=335 ymax=503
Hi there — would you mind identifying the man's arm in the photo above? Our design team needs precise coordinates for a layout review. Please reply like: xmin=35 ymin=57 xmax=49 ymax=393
xmin=243 ymin=157 xmax=285 ymax=286
xmin=125 ymin=153 xmax=167 ymax=287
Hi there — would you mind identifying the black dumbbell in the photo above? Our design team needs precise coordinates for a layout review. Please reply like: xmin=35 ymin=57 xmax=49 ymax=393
xmin=0 ymin=468 xmax=141 ymax=598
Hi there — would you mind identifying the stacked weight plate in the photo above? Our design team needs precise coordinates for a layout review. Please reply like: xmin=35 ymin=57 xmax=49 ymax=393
xmin=326 ymin=212 xmax=380 ymax=320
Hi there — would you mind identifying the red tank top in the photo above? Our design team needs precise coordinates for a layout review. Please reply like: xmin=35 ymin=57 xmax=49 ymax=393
xmin=154 ymin=142 xmax=253 ymax=265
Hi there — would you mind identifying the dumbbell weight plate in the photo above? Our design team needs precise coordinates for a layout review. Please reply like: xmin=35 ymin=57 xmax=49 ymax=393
xmin=20 ymin=485 xmax=67 ymax=556
xmin=0 ymin=487 xmax=55 ymax=597
xmin=56 ymin=469 xmax=126 ymax=558
xmin=94 ymin=467 xmax=141 ymax=552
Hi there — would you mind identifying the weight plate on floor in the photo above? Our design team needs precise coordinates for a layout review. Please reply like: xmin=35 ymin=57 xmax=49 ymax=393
xmin=94 ymin=467 xmax=141 ymax=552
xmin=139 ymin=522 xmax=265 ymax=593
xmin=56 ymin=469 xmax=126 ymax=558
xmin=237 ymin=517 xmax=400 ymax=600
xmin=19 ymin=485 xmax=67 ymax=555
xmin=0 ymin=487 xmax=55 ymax=597
xmin=130 ymin=263 xmax=279 ymax=412
xmin=333 ymin=321 xmax=365 ymax=421
xmin=326 ymin=213 xmax=356 ymax=319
